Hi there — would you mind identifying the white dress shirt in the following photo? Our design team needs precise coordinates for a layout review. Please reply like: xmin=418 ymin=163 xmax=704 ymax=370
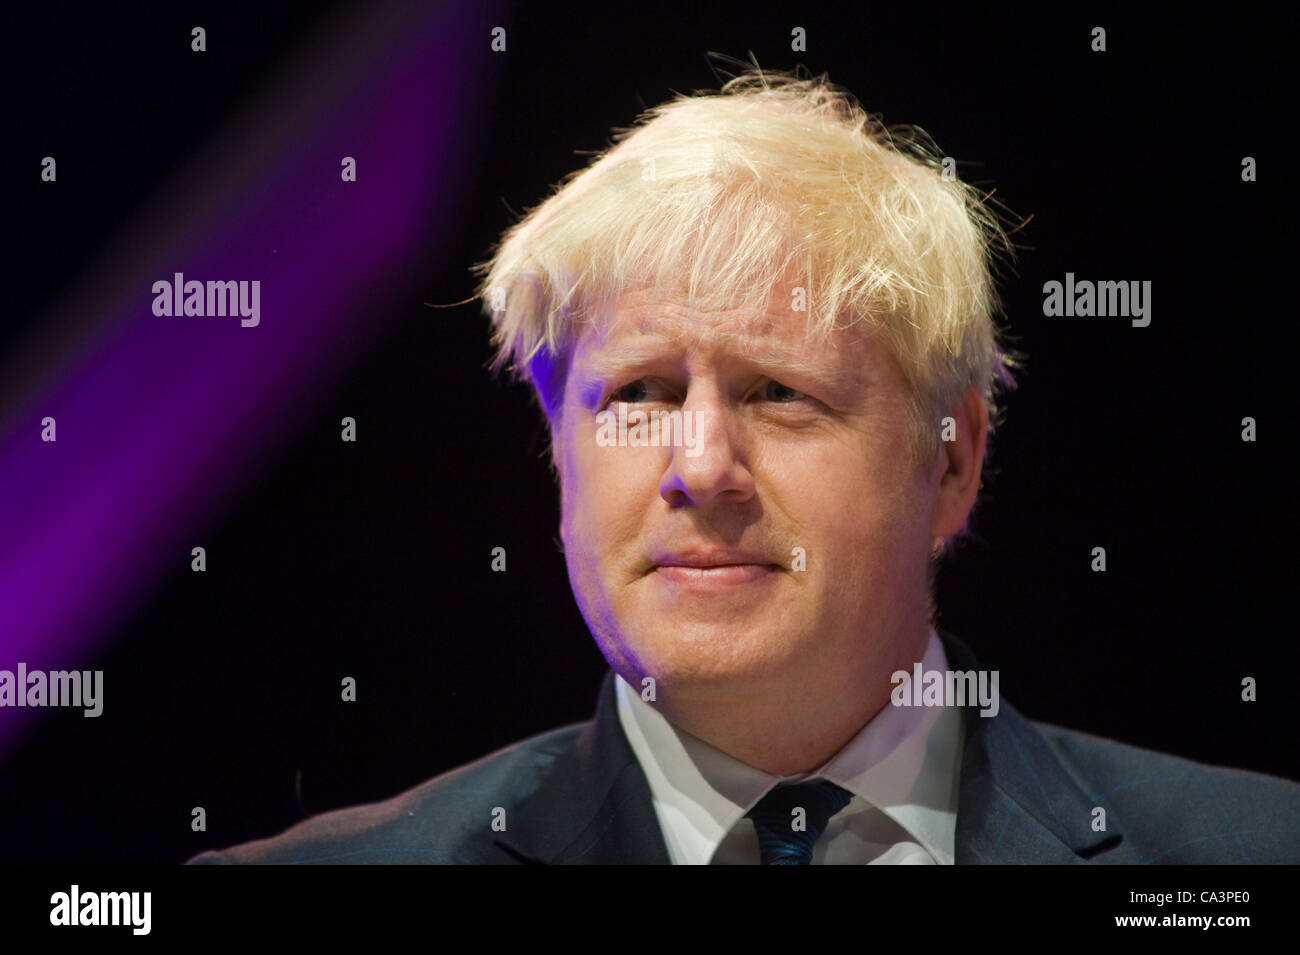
xmin=614 ymin=628 xmax=964 ymax=864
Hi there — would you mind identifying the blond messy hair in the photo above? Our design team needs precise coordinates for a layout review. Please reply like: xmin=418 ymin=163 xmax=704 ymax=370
xmin=472 ymin=65 xmax=1022 ymax=481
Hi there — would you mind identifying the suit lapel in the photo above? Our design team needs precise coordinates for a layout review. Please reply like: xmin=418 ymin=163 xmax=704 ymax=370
xmin=492 ymin=670 xmax=671 ymax=864
xmin=495 ymin=631 xmax=1138 ymax=864
xmin=938 ymin=629 xmax=1138 ymax=864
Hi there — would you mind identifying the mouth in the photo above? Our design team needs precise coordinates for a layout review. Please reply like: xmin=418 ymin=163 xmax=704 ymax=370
xmin=651 ymin=562 xmax=781 ymax=588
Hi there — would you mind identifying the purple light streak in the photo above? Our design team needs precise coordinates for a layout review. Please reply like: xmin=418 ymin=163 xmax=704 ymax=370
xmin=0 ymin=0 xmax=500 ymax=756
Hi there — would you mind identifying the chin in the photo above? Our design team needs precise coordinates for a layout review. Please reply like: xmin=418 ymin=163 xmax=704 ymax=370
xmin=617 ymin=621 xmax=805 ymax=688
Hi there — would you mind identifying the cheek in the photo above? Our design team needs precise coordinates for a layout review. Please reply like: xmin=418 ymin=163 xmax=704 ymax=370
xmin=559 ymin=429 xmax=654 ymax=570
xmin=782 ymin=440 xmax=929 ymax=585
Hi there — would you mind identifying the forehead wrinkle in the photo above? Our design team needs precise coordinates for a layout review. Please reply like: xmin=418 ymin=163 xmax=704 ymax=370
xmin=578 ymin=295 xmax=873 ymax=395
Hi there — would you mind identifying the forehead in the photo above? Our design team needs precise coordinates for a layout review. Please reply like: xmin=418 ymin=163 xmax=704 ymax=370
xmin=571 ymin=287 xmax=883 ymax=384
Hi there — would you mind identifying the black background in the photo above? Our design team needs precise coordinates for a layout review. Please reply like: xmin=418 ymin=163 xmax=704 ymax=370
xmin=1 ymin=1 xmax=1293 ymax=864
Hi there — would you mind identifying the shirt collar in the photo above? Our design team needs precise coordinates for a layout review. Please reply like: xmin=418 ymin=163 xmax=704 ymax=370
xmin=615 ymin=627 xmax=963 ymax=864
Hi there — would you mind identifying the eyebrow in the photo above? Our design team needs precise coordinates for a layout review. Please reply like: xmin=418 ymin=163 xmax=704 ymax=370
xmin=572 ymin=336 xmax=869 ymax=406
xmin=572 ymin=350 xmax=665 ymax=408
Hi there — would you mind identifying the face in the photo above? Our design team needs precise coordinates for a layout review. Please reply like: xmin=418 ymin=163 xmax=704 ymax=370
xmin=553 ymin=287 xmax=947 ymax=713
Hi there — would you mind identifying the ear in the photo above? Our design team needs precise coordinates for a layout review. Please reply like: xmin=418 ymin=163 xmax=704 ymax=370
xmin=548 ymin=415 xmax=564 ymax=483
xmin=527 ymin=350 xmax=569 ymax=480
xmin=931 ymin=385 xmax=988 ymax=542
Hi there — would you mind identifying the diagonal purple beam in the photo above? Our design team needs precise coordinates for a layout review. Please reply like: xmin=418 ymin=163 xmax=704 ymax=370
xmin=0 ymin=0 xmax=501 ymax=757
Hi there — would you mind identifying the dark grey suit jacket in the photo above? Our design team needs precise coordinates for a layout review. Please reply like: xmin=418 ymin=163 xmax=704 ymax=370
xmin=189 ymin=631 xmax=1300 ymax=864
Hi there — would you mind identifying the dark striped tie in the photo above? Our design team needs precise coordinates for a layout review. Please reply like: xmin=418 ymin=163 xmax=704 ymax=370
xmin=746 ymin=779 xmax=853 ymax=865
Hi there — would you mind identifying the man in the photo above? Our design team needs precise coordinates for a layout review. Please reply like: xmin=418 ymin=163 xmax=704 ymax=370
xmin=190 ymin=68 xmax=1300 ymax=865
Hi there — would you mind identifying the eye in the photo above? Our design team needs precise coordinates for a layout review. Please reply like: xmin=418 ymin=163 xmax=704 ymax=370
xmin=606 ymin=379 xmax=653 ymax=406
xmin=762 ymin=380 xmax=807 ymax=403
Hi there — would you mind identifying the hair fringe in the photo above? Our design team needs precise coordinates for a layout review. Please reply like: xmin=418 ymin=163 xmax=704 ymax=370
xmin=471 ymin=65 xmax=1025 ymax=476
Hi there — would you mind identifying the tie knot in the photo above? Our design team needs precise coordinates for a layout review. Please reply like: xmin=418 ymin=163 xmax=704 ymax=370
xmin=745 ymin=779 xmax=853 ymax=865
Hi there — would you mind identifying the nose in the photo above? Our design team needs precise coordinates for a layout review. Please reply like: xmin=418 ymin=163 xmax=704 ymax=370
xmin=659 ymin=383 xmax=755 ymax=508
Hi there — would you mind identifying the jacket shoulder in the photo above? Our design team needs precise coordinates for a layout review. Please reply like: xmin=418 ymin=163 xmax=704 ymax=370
xmin=1030 ymin=719 xmax=1300 ymax=863
xmin=187 ymin=721 xmax=586 ymax=865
